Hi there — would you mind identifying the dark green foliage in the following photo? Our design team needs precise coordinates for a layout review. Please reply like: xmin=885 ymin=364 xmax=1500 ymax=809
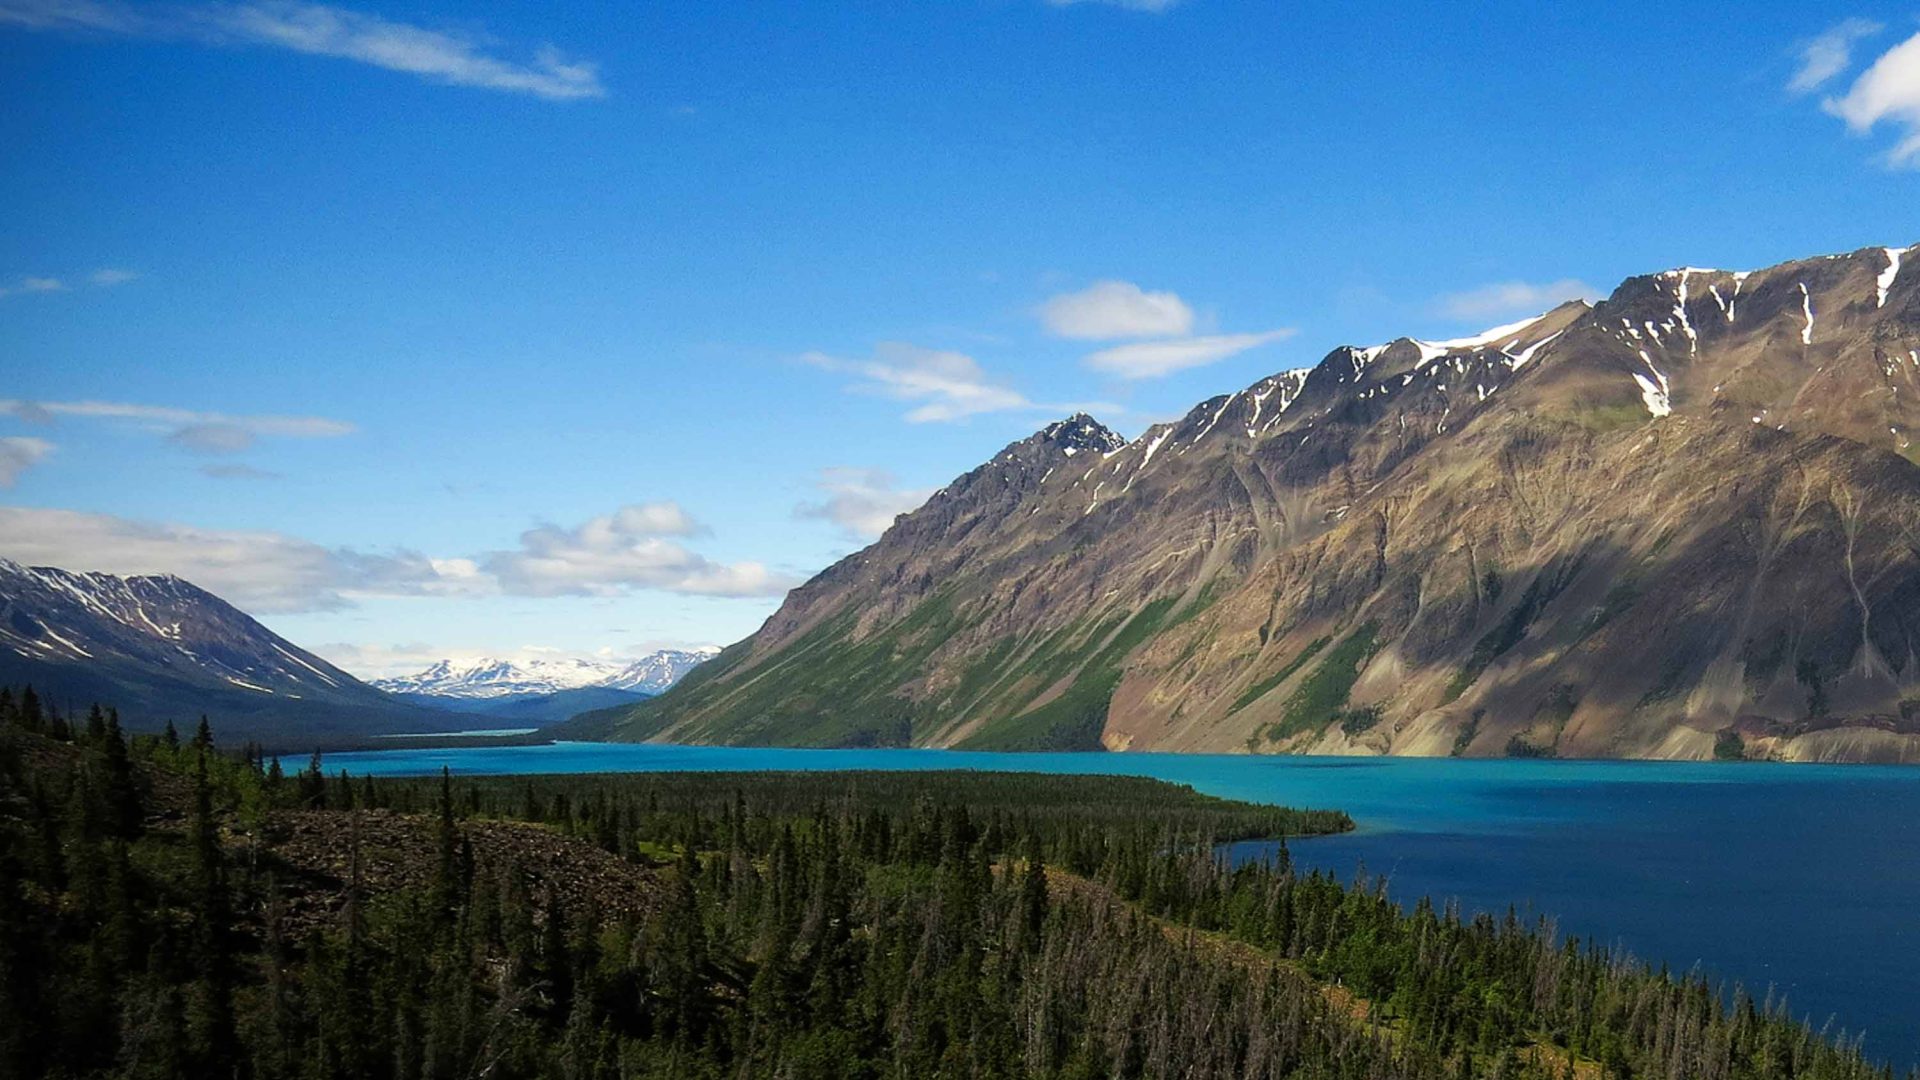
xmin=1714 ymin=728 xmax=1748 ymax=762
xmin=1451 ymin=708 xmax=1484 ymax=757
xmin=1797 ymin=659 xmax=1829 ymax=719
xmin=1264 ymin=624 xmax=1380 ymax=741
xmin=0 ymin=689 xmax=1902 ymax=1080
xmin=403 ymin=769 xmax=1351 ymax=851
xmin=1336 ymin=705 xmax=1383 ymax=736
xmin=1506 ymin=734 xmax=1557 ymax=758
xmin=1229 ymin=635 xmax=1330 ymax=714
xmin=1584 ymin=580 xmax=1640 ymax=638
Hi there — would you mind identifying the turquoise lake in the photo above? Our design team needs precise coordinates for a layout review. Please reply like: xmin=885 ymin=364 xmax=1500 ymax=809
xmin=326 ymin=742 xmax=1920 ymax=1067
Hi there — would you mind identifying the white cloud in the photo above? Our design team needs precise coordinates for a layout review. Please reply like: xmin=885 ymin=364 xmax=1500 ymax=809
xmin=795 ymin=468 xmax=934 ymax=540
xmin=803 ymin=342 xmax=1121 ymax=423
xmin=482 ymin=502 xmax=797 ymax=599
xmin=1824 ymin=30 xmax=1920 ymax=166
xmin=1791 ymin=18 xmax=1883 ymax=94
xmin=89 ymin=267 xmax=138 ymax=285
xmin=804 ymin=342 xmax=1034 ymax=422
xmin=19 ymin=276 xmax=64 ymax=292
xmin=0 ymin=499 xmax=793 ymax=613
xmin=0 ymin=0 xmax=605 ymax=100
xmin=0 ymin=437 xmax=53 ymax=487
xmin=1083 ymin=329 xmax=1294 ymax=380
xmin=307 ymin=640 xmax=460 ymax=680
xmin=0 ymin=506 xmax=468 ymax=612
xmin=0 ymin=397 xmax=355 ymax=453
xmin=1435 ymin=278 xmax=1595 ymax=321
xmin=1038 ymin=280 xmax=1194 ymax=340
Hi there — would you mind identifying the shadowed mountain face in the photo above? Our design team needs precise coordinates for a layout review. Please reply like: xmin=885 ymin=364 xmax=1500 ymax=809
xmin=583 ymin=244 xmax=1920 ymax=762
xmin=0 ymin=559 xmax=454 ymax=745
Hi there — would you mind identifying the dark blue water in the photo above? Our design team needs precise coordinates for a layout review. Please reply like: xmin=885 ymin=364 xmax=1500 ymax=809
xmin=325 ymin=743 xmax=1920 ymax=1067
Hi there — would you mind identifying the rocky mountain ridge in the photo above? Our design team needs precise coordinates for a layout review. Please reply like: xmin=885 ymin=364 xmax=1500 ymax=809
xmin=581 ymin=241 xmax=1920 ymax=762
xmin=0 ymin=558 xmax=449 ymax=743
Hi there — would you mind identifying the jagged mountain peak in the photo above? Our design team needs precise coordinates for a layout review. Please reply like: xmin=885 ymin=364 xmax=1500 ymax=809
xmin=595 ymin=239 xmax=1920 ymax=762
xmin=1036 ymin=413 xmax=1127 ymax=456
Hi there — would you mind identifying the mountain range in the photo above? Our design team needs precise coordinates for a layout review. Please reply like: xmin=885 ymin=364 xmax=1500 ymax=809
xmin=372 ymin=649 xmax=719 ymax=699
xmin=372 ymin=650 xmax=719 ymax=724
xmin=574 ymin=242 xmax=1920 ymax=763
xmin=0 ymin=558 xmax=450 ymax=745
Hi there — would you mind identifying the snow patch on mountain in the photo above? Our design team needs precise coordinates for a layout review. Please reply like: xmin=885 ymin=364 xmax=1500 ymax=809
xmin=373 ymin=647 xmax=720 ymax=699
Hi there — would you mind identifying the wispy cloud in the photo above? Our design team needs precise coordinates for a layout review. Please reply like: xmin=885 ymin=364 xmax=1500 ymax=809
xmin=0 ymin=437 xmax=53 ymax=487
xmin=1083 ymin=330 xmax=1293 ymax=380
xmin=1791 ymin=18 xmax=1883 ymax=94
xmin=1037 ymin=280 xmax=1194 ymax=340
xmin=198 ymin=462 xmax=282 ymax=480
xmin=0 ymin=275 xmax=65 ymax=297
xmin=1823 ymin=29 xmax=1920 ymax=166
xmin=804 ymin=342 xmax=1118 ymax=423
xmin=0 ymin=268 xmax=138 ymax=298
xmin=794 ymin=468 xmax=933 ymax=541
xmin=1 ymin=397 xmax=355 ymax=454
xmin=0 ymin=505 xmax=468 ymax=612
xmin=0 ymin=0 xmax=605 ymax=100
xmin=0 ymin=500 xmax=793 ymax=613
xmin=803 ymin=342 xmax=1035 ymax=422
xmin=1435 ymin=278 xmax=1594 ymax=321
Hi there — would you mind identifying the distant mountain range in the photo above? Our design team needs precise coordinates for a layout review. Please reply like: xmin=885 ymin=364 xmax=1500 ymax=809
xmin=0 ymin=550 xmax=726 ymax=739
xmin=372 ymin=649 xmax=719 ymax=699
xmin=576 ymin=242 xmax=1920 ymax=763
xmin=0 ymin=558 xmax=452 ymax=745
xmin=371 ymin=650 xmax=718 ymax=724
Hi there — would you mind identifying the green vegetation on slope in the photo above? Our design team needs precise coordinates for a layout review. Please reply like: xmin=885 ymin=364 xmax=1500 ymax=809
xmin=0 ymin=686 xmax=1896 ymax=1080
xmin=1262 ymin=623 xmax=1381 ymax=743
xmin=1445 ymin=572 xmax=1561 ymax=703
xmin=597 ymin=592 xmax=972 ymax=748
xmin=957 ymin=597 xmax=1178 ymax=751
xmin=1229 ymin=635 xmax=1330 ymax=715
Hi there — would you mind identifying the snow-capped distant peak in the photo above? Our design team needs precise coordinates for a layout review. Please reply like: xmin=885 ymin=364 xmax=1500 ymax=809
xmin=372 ymin=647 xmax=720 ymax=699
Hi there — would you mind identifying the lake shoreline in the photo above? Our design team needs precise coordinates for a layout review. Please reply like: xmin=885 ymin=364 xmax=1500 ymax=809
xmin=316 ymin=740 xmax=1920 ymax=1068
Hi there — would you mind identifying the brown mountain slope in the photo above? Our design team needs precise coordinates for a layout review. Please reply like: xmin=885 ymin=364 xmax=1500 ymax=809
xmin=586 ymin=243 xmax=1920 ymax=761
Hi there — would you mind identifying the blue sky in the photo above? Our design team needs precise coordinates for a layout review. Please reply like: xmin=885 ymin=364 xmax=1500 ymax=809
xmin=3 ymin=0 xmax=1918 ymax=677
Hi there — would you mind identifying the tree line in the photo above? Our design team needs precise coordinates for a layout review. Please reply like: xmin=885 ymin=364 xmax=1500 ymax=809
xmin=0 ymin=686 xmax=1905 ymax=1079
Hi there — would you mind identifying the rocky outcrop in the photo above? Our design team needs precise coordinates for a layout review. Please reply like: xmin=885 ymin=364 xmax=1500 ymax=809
xmin=590 ymin=243 xmax=1920 ymax=761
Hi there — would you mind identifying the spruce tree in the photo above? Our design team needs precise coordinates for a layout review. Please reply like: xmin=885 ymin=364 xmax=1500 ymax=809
xmin=100 ymin=707 xmax=140 ymax=839
xmin=20 ymin=685 xmax=44 ymax=734
xmin=187 ymin=748 xmax=237 ymax=1075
